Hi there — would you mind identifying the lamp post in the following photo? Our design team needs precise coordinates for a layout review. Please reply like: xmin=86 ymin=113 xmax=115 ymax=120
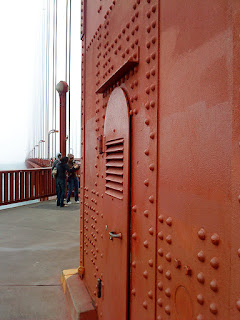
xmin=48 ymin=129 xmax=59 ymax=159
xmin=35 ymin=145 xmax=39 ymax=158
xmin=56 ymin=81 xmax=69 ymax=156
xmin=39 ymin=140 xmax=45 ymax=159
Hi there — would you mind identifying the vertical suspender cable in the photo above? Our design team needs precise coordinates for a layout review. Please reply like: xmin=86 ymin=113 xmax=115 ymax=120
xmin=41 ymin=9 xmax=45 ymax=158
xmin=54 ymin=0 xmax=58 ymax=158
xmin=45 ymin=0 xmax=50 ymax=159
xmin=69 ymin=0 xmax=71 ymax=155
xmin=52 ymin=0 xmax=56 ymax=159
xmin=65 ymin=0 xmax=69 ymax=154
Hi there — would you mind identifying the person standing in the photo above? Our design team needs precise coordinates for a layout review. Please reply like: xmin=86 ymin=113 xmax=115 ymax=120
xmin=51 ymin=152 xmax=62 ymax=199
xmin=52 ymin=153 xmax=62 ymax=170
xmin=66 ymin=154 xmax=80 ymax=204
xmin=56 ymin=156 xmax=77 ymax=207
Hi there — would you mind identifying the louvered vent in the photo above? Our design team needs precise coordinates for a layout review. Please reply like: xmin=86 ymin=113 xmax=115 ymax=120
xmin=105 ymin=138 xmax=124 ymax=200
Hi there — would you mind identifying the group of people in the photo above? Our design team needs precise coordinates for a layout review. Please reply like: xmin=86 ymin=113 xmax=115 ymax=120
xmin=52 ymin=153 xmax=80 ymax=207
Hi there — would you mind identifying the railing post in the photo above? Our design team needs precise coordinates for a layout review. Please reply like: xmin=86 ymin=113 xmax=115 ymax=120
xmin=0 ymin=173 xmax=2 ymax=204
xmin=4 ymin=173 xmax=8 ymax=203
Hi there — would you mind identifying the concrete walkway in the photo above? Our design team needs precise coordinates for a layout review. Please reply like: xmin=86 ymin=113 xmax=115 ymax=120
xmin=0 ymin=200 xmax=80 ymax=320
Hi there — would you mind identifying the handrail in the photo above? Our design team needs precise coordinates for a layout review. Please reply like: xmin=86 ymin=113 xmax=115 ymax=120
xmin=0 ymin=167 xmax=56 ymax=206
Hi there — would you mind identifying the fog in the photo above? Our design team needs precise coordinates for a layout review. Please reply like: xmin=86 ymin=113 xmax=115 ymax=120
xmin=0 ymin=0 xmax=81 ymax=165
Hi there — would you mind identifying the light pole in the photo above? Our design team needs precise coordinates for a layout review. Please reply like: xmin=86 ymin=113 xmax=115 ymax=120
xmin=48 ymin=129 xmax=59 ymax=159
xmin=35 ymin=145 xmax=39 ymax=158
xmin=39 ymin=140 xmax=45 ymax=159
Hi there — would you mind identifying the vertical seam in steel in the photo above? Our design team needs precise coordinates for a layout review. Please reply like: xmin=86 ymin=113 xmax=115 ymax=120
xmin=155 ymin=1 xmax=160 ymax=319
xmin=81 ymin=0 xmax=87 ymax=267
xmin=127 ymin=98 xmax=132 ymax=320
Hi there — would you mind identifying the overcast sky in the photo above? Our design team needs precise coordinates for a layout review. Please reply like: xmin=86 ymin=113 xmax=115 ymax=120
xmin=0 ymin=0 xmax=81 ymax=165
xmin=0 ymin=1 xmax=43 ymax=164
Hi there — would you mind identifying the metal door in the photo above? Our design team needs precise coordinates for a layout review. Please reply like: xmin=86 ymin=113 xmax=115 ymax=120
xmin=103 ymin=87 xmax=130 ymax=320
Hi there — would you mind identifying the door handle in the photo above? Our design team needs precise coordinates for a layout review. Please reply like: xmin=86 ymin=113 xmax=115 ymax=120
xmin=109 ymin=231 xmax=122 ymax=240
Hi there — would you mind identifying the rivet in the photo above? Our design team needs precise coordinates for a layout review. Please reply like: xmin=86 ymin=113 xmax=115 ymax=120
xmin=146 ymin=57 xmax=151 ymax=64
xmin=210 ymin=257 xmax=219 ymax=269
xmin=150 ymin=84 xmax=155 ymax=91
xmin=143 ymin=301 xmax=148 ymax=309
xmin=144 ymin=179 xmax=149 ymax=186
xmin=166 ymin=217 xmax=172 ymax=226
xmin=158 ymin=265 xmax=163 ymax=273
xmin=209 ymin=303 xmax=218 ymax=314
xmin=150 ymin=132 xmax=155 ymax=139
xmin=143 ymin=270 xmax=148 ymax=278
xmin=146 ymin=42 xmax=151 ymax=49
xmin=144 ymin=149 xmax=149 ymax=156
xmin=132 ymin=288 xmax=136 ymax=296
xmin=198 ymin=228 xmax=206 ymax=240
xmin=151 ymin=68 xmax=156 ymax=76
xmin=158 ymin=215 xmax=164 ymax=223
xmin=152 ymin=21 xmax=156 ymax=28
xmin=158 ymin=282 xmax=163 ymax=290
xmin=147 ymin=26 xmax=151 ymax=33
xmin=143 ymin=240 xmax=149 ymax=248
xmin=158 ymin=231 xmax=164 ymax=240
xmin=146 ymin=87 xmax=150 ymax=94
xmin=149 ymin=195 xmax=154 ymax=203
xmin=149 ymin=227 xmax=154 ymax=235
xmin=174 ymin=258 xmax=181 ymax=268
xmin=166 ymin=235 xmax=172 ymax=244
xmin=144 ymin=210 xmax=149 ymax=217
xmin=184 ymin=265 xmax=192 ymax=276
xmin=197 ymin=294 xmax=204 ymax=305
xmin=196 ymin=314 xmax=204 ymax=320
xmin=211 ymin=233 xmax=220 ymax=245
xmin=132 ymin=232 xmax=137 ymax=240
xmin=237 ymin=248 xmax=240 ymax=257
xmin=157 ymin=298 xmax=163 ymax=307
xmin=148 ymin=259 xmax=153 ymax=267
xmin=158 ymin=248 xmax=163 ymax=256
xmin=132 ymin=205 xmax=137 ymax=212
xmin=165 ymin=252 xmax=171 ymax=262
xmin=145 ymin=119 xmax=150 ymax=125
xmin=132 ymin=261 xmax=136 ymax=268
xmin=152 ymin=5 xmax=156 ymax=12
xmin=197 ymin=272 xmax=205 ymax=284
xmin=148 ymin=290 xmax=153 ymax=299
xmin=210 ymin=280 xmax=218 ymax=292
xmin=149 ymin=164 xmax=154 ymax=171
xmin=133 ymin=108 xmax=138 ymax=114
xmin=129 ymin=110 xmax=133 ymax=116
xmin=165 ymin=270 xmax=171 ymax=280
xmin=165 ymin=288 xmax=171 ymax=297
xmin=165 ymin=305 xmax=171 ymax=315
xmin=150 ymin=100 xmax=155 ymax=108
xmin=197 ymin=250 xmax=205 ymax=262
xmin=236 ymin=300 xmax=240 ymax=311
xmin=145 ymin=102 xmax=150 ymax=109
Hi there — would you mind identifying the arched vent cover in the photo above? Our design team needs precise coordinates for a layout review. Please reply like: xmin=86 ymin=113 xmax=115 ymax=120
xmin=105 ymin=138 xmax=124 ymax=200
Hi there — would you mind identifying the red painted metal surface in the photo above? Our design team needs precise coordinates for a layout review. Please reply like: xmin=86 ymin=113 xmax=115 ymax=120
xmin=56 ymin=81 xmax=69 ymax=157
xmin=80 ymin=0 xmax=240 ymax=319
xmin=0 ymin=168 xmax=56 ymax=206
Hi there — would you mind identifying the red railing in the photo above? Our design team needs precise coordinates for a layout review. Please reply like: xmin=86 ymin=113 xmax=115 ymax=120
xmin=0 ymin=168 xmax=56 ymax=206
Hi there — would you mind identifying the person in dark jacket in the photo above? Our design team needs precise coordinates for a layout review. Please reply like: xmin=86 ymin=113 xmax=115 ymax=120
xmin=66 ymin=154 xmax=80 ymax=204
xmin=56 ymin=156 xmax=77 ymax=207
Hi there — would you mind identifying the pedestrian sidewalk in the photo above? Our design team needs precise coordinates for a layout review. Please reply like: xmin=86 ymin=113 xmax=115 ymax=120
xmin=0 ymin=200 xmax=80 ymax=320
